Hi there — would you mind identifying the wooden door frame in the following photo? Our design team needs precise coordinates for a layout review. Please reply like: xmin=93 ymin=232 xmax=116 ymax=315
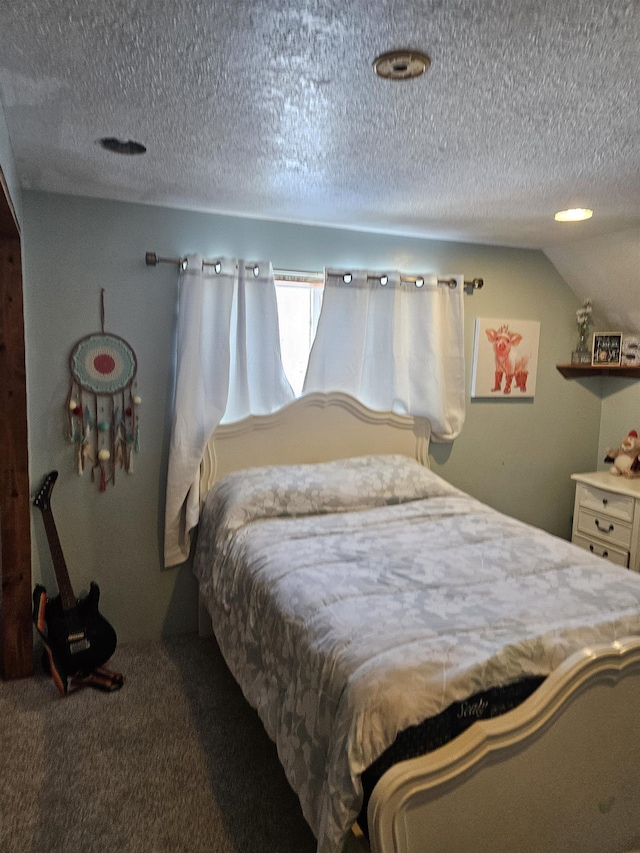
xmin=0 ymin=166 xmax=32 ymax=679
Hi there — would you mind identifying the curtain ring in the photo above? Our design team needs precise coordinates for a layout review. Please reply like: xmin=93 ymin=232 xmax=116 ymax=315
xmin=214 ymin=261 xmax=221 ymax=274
xmin=343 ymin=273 xmax=352 ymax=284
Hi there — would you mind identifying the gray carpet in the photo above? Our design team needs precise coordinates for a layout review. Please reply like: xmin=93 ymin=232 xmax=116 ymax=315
xmin=0 ymin=634 xmax=320 ymax=853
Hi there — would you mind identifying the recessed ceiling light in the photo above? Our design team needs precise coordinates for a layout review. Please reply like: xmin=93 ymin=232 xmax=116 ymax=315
xmin=98 ymin=138 xmax=147 ymax=155
xmin=554 ymin=208 xmax=593 ymax=222
xmin=373 ymin=50 xmax=431 ymax=80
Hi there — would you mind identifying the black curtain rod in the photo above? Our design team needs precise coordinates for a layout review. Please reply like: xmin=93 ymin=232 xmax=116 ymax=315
xmin=144 ymin=252 xmax=484 ymax=291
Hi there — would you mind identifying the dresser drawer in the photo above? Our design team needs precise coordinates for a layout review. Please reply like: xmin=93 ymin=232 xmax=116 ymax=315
xmin=576 ymin=508 xmax=633 ymax=549
xmin=575 ymin=482 xmax=635 ymax=523
xmin=572 ymin=533 xmax=629 ymax=567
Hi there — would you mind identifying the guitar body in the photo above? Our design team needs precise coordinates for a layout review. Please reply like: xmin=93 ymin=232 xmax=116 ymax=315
xmin=33 ymin=471 xmax=120 ymax=691
xmin=40 ymin=581 xmax=117 ymax=677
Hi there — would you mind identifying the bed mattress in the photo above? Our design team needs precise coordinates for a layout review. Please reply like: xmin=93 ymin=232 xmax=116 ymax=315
xmin=356 ymin=673 xmax=545 ymax=835
xmin=194 ymin=455 xmax=640 ymax=853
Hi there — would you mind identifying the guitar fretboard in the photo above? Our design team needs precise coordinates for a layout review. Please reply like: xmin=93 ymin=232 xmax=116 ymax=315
xmin=42 ymin=509 xmax=77 ymax=613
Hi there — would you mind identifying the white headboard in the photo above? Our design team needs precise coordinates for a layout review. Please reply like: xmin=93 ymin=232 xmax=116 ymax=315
xmin=200 ymin=392 xmax=430 ymax=497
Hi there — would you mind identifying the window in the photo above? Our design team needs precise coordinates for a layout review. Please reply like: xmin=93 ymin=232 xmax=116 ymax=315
xmin=275 ymin=272 xmax=323 ymax=396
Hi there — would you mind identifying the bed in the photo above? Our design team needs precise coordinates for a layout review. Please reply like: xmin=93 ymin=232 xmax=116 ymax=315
xmin=194 ymin=392 xmax=640 ymax=853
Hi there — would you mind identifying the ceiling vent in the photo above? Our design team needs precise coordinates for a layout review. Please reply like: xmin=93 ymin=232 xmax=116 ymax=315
xmin=373 ymin=50 xmax=431 ymax=80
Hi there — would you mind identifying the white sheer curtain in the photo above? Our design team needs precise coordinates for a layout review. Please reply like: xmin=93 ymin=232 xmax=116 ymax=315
xmin=164 ymin=255 xmax=294 ymax=567
xmin=303 ymin=269 xmax=465 ymax=440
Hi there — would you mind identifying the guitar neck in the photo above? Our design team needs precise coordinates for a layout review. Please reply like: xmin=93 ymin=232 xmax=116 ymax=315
xmin=41 ymin=509 xmax=77 ymax=612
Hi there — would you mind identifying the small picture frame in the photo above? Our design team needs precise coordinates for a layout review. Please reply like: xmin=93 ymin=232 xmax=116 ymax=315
xmin=622 ymin=336 xmax=640 ymax=366
xmin=592 ymin=333 xmax=622 ymax=366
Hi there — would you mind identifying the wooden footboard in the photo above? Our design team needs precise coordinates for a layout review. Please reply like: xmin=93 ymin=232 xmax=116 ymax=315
xmin=368 ymin=637 xmax=640 ymax=853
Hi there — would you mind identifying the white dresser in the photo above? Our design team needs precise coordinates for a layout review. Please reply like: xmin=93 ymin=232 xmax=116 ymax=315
xmin=571 ymin=471 xmax=640 ymax=572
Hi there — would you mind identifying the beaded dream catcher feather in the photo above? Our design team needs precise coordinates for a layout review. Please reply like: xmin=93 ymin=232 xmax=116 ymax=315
xmin=66 ymin=291 xmax=140 ymax=490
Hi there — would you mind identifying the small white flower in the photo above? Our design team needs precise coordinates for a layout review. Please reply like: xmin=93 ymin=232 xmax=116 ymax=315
xmin=576 ymin=299 xmax=593 ymax=330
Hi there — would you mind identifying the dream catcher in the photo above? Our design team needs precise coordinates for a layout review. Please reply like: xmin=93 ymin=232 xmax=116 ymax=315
xmin=66 ymin=290 xmax=141 ymax=490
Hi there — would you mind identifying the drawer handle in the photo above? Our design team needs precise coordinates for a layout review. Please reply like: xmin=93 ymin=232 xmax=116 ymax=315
xmin=589 ymin=544 xmax=609 ymax=559
xmin=595 ymin=519 xmax=614 ymax=534
xmin=602 ymin=498 xmax=608 ymax=506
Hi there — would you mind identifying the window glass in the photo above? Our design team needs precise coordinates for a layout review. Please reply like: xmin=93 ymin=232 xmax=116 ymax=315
xmin=275 ymin=276 xmax=323 ymax=396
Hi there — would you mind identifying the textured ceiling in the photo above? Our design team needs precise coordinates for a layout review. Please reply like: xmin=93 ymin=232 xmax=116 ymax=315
xmin=0 ymin=0 xmax=639 ymax=249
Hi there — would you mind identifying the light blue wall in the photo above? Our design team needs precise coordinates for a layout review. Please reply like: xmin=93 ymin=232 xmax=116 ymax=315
xmin=0 ymin=101 xmax=22 ymax=228
xmin=23 ymin=190 xmax=603 ymax=642
xmin=598 ymin=381 xmax=640 ymax=469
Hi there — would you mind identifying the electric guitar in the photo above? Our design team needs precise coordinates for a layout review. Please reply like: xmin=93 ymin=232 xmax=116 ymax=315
xmin=33 ymin=471 xmax=117 ymax=689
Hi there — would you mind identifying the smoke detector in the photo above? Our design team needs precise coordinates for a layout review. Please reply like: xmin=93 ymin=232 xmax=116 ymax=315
xmin=373 ymin=50 xmax=431 ymax=80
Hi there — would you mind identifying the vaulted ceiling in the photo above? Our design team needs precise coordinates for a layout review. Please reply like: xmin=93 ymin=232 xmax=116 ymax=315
xmin=0 ymin=1 xmax=638 ymax=321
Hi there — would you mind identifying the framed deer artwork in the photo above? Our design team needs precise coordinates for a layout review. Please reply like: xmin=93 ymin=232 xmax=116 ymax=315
xmin=471 ymin=318 xmax=541 ymax=399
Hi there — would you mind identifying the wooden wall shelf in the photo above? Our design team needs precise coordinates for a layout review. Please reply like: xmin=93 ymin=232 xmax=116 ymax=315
xmin=556 ymin=364 xmax=640 ymax=379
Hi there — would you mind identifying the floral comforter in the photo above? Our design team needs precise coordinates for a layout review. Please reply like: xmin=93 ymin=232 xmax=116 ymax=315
xmin=193 ymin=455 xmax=640 ymax=853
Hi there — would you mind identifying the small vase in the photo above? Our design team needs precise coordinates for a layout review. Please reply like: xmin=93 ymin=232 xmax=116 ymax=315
xmin=571 ymin=329 xmax=591 ymax=364
xmin=577 ymin=328 xmax=589 ymax=350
